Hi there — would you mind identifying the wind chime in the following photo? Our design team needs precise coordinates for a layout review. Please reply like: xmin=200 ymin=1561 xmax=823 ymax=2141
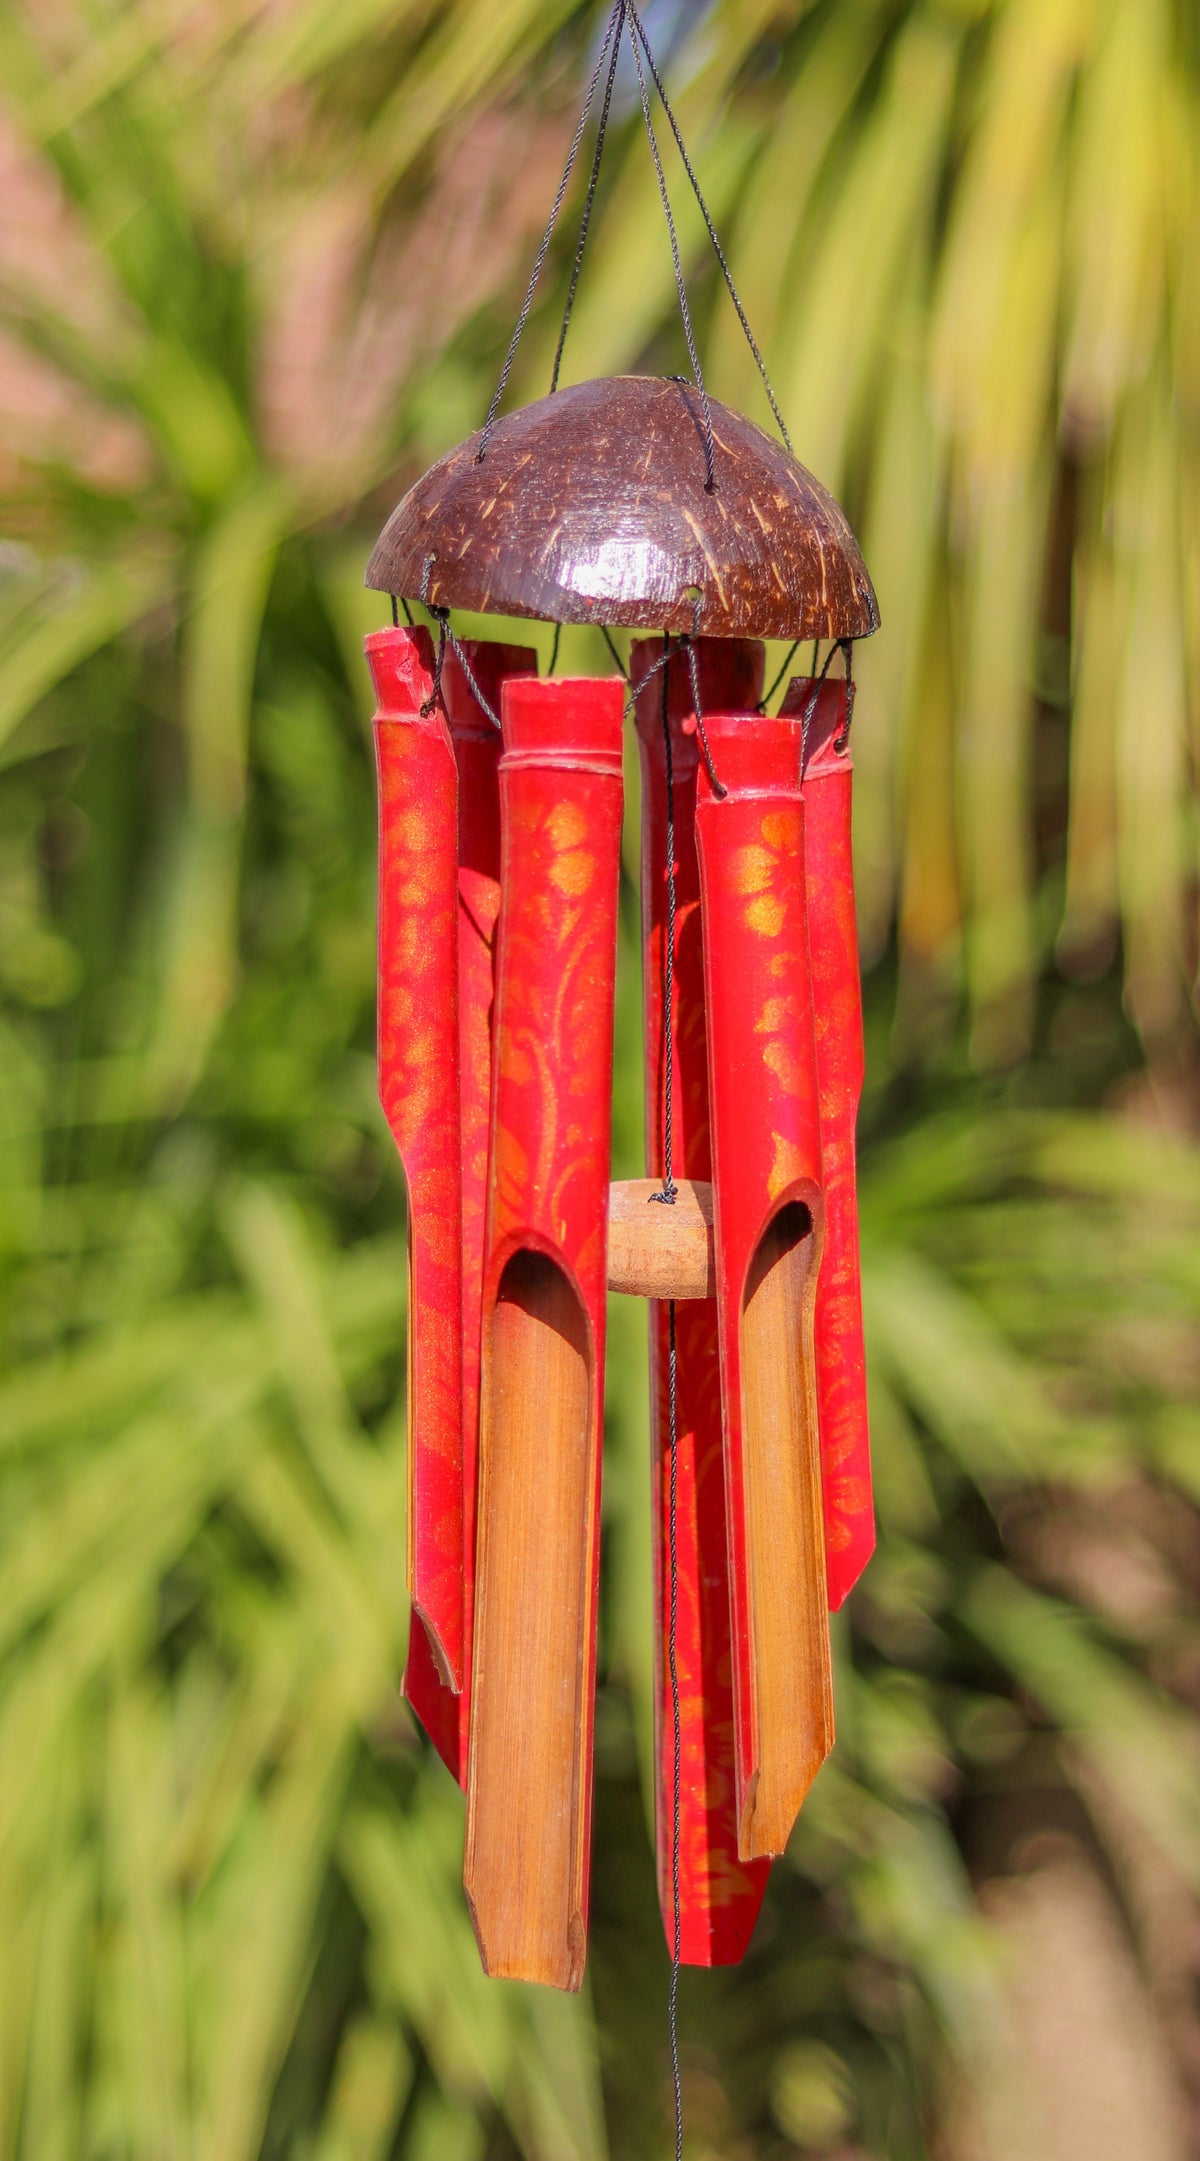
xmin=364 ymin=1 xmax=878 ymax=2008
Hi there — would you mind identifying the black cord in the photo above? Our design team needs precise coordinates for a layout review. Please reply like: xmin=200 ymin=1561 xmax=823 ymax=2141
xmin=624 ymin=632 xmax=724 ymax=797
xmin=628 ymin=26 xmax=716 ymax=492
xmin=760 ymin=638 xmax=800 ymax=712
xmin=835 ymin=638 xmax=856 ymax=752
xmin=622 ymin=642 xmax=676 ymax=721
xmin=601 ymin=625 xmax=631 ymax=680
xmin=799 ymin=636 xmax=854 ymax=766
xmin=478 ymin=1 xmax=626 ymax=461
xmin=665 ymin=1288 xmax=683 ymax=2161
xmin=552 ymin=3 xmax=625 ymax=393
xmin=627 ymin=1 xmax=792 ymax=454
xmin=624 ymin=644 xmax=671 ymax=717
xmin=650 ymin=641 xmax=679 ymax=1211
xmin=418 ymin=606 xmax=505 ymax=729
xmin=548 ymin=622 xmax=562 ymax=675
xmin=478 ymin=0 xmax=792 ymax=505
xmin=682 ymin=616 xmax=725 ymax=801
xmin=646 ymin=636 xmax=684 ymax=2161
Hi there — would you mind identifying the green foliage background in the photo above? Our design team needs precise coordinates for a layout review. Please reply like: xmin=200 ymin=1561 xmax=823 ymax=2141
xmin=1 ymin=2 xmax=1198 ymax=2156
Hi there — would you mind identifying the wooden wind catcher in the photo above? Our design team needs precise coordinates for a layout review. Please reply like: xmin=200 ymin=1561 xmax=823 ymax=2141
xmin=364 ymin=375 xmax=878 ymax=1992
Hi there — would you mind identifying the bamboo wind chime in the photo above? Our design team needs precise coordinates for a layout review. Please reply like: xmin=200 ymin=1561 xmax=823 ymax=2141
xmin=364 ymin=1 xmax=879 ymax=2000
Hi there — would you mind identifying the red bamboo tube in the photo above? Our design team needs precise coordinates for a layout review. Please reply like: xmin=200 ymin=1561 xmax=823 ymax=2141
xmin=695 ymin=709 xmax=834 ymax=1863
xmin=464 ymin=675 xmax=624 ymax=1991
xmin=782 ymin=675 xmax=874 ymax=1609
xmin=368 ymin=625 xmax=464 ymax=1694
xmin=632 ymin=637 xmax=771 ymax=1966
xmin=402 ymin=640 xmax=538 ymax=1782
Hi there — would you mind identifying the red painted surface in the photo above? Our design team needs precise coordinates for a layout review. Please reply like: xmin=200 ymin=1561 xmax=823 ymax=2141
xmin=368 ymin=625 xmax=464 ymax=1693
xmin=471 ymin=674 xmax=625 ymax=1944
xmin=632 ymin=638 xmax=771 ymax=1967
xmin=371 ymin=623 xmax=871 ymax=1979
xmin=695 ymin=707 xmax=826 ymax=1844
xmin=401 ymin=640 xmax=537 ymax=1782
xmin=784 ymin=676 xmax=874 ymax=1609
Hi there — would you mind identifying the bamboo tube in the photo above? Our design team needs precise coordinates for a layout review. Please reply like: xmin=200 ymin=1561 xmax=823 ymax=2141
xmin=782 ymin=674 xmax=874 ymax=1611
xmin=632 ymin=638 xmax=772 ymax=1967
xmin=464 ymin=675 xmax=624 ymax=1991
xmin=402 ymin=640 xmax=537 ymax=1783
xmin=695 ymin=708 xmax=835 ymax=1863
xmin=368 ymin=625 xmax=464 ymax=1693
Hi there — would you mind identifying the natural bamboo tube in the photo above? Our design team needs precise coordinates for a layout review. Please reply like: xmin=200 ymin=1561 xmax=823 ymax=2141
xmin=694 ymin=705 xmax=836 ymax=1863
xmin=464 ymin=673 xmax=624 ymax=1994
xmin=738 ymin=1202 xmax=833 ymax=1857
xmin=465 ymin=1251 xmax=592 ymax=1988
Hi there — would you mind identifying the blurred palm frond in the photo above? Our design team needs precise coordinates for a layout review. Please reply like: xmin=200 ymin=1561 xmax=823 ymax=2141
xmin=1 ymin=2 xmax=1199 ymax=2156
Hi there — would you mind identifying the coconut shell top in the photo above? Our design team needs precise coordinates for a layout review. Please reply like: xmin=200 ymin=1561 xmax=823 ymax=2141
xmin=365 ymin=375 xmax=878 ymax=643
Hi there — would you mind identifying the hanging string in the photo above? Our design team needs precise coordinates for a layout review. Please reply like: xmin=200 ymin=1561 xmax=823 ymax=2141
xmin=466 ymin=0 xmax=796 ymax=519
xmin=682 ymin=609 xmax=725 ymax=800
xmin=760 ymin=639 xmax=800 ymax=713
xmin=415 ymin=602 xmax=506 ymax=729
xmin=626 ymin=2 xmax=793 ymax=454
xmin=552 ymin=2 xmax=626 ymax=393
xmin=630 ymin=634 xmax=725 ymax=798
xmin=548 ymin=622 xmax=562 ymax=675
xmin=628 ymin=27 xmax=715 ymax=491
xmin=645 ymin=637 xmax=684 ymax=2161
xmin=799 ymin=636 xmax=854 ymax=766
xmin=478 ymin=0 xmax=626 ymax=462
xmin=650 ymin=643 xmax=679 ymax=1212
xmin=664 ymin=1293 xmax=683 ymax=2161
xmin=601 ymin=625 xmax=631 ymax=680
xmin=834 ymin=637 xmax=856 ymax=752
xmin=623 ymin=644 xmax=671 ymax=714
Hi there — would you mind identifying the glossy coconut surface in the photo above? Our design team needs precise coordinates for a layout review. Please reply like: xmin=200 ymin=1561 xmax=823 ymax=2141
xmin=366 ymin=376 xmax=879 ymax=642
